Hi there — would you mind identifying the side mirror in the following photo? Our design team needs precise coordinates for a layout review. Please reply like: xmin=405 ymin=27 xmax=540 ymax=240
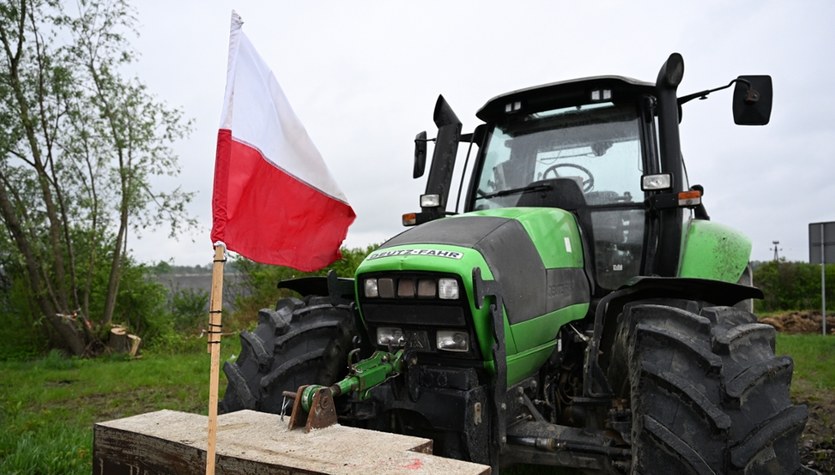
xmin=413 ymin=131 xmax=427 ymax=178
xmin=733 ymin=75 xmax=772 ymax=125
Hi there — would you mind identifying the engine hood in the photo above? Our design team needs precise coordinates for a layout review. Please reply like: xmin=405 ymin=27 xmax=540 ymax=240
xmin=357 ymin=208 xmax=590 ymax=325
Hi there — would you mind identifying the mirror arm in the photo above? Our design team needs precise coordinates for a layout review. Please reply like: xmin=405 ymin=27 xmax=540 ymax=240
xmin=678 ymin=78 xmax=752 ymax=106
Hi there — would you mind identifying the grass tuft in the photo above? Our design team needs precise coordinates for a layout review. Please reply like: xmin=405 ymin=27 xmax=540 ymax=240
xmin=0 ymin=337 xmax=240 ymax=475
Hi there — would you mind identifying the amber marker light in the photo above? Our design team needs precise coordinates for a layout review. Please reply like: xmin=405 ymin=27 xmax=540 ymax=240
xmin=677 ymin=190 xmax=702 ymax=207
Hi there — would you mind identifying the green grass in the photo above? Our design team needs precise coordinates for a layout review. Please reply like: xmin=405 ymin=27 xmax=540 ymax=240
xmin=776 ymin=333 xmax=835 ymax=395
xmin=775 ymin=333 xmax=835 ymax=467
xmin=0 ymin=337 xmax=240 ymax=475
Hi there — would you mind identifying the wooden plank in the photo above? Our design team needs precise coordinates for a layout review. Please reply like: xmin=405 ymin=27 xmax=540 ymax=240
xmin=94 ymin=409 xmax=490 ymax=474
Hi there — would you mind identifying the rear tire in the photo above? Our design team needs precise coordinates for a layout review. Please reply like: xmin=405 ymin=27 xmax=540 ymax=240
xmin=610 ymin=302 xmax=807 ymax=474
xmin=220 ymin=296 xmax=356 ymax=414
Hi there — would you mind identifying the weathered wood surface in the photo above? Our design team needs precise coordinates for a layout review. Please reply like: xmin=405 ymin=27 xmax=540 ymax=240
xmin=93 ymin=409 xmax=491 ymax=474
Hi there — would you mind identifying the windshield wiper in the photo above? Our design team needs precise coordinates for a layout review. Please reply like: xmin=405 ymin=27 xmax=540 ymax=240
xmin=478 ymin=183 xmax=553 ymax=200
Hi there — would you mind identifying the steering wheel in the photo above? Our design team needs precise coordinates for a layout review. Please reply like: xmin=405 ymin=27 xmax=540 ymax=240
xmin=542 ymin=163 xmax=595 ymax=192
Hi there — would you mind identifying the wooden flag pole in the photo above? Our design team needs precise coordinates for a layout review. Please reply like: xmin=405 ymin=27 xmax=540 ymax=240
xmin=206 ymin=243 xmax=226 ymax=475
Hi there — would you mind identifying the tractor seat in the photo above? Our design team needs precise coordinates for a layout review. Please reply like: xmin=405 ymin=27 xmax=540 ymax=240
xmin=515 ymin=178 xmax=586 ymax=211
xmin=516 ymin=177 xmax=597 ymax=295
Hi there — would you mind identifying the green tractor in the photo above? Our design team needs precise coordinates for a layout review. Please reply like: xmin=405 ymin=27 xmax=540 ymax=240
xmin=221 ymin=53 xmax=808 ymax=474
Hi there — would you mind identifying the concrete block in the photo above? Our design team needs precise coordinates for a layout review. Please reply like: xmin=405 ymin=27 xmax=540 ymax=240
xmin=93 ymin=409 xmax=490 ymax=474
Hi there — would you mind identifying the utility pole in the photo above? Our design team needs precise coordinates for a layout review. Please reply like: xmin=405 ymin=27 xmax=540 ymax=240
xmin=771 ymin=241 xmax=782 ymax=261
xmin=810 ymin=222 xmax=832 ymax=337
xmin=821 ymin=227 xmax=826 ymax=336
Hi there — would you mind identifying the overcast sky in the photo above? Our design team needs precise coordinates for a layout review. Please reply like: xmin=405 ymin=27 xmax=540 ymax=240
xmin=126 ymin=0 xmax=834 ymax=266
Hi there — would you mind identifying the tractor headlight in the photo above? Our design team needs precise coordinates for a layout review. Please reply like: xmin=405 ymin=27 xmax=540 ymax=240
xmin=362 ymin=275 xmax=459 ymax=300
xmin=438 ymin=278 xmax=459 ymax=300
xmin=377 ymin=327 xmax=405 ymax=347
xmin=437 ymin=330 xmax=469 ymax=352
xmin=364 ymin=278 xmax=379 ymax=298
xmin=364 ymin=277 xmax=398 ymax=299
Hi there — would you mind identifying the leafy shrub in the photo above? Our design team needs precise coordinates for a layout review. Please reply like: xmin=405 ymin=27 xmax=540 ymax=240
xmin=145 ymin=331 xmax=206 ymax=354
xmin=0 ymin=252 xmax=48 ymax=360
xmin=110 ymin=263 xmax=173 ymax=344
xmin=170 ymin=288 xmax=210 ymax=332
xmin=0 ymin=251 xmax=183 ymax=357
xmin=753 ymin=261 xmax=835 ymax=312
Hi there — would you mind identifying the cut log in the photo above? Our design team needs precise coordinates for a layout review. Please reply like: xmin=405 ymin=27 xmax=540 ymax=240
xmin=93 ymin=409 xmax=490 ymax=474
xmin=127 ymin=334 xmax=142 ymax=357
xmin=107 ymin=326 xmax=142 ymax=356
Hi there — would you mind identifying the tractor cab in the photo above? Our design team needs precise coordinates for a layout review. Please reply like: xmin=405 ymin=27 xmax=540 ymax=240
xmin=410 ymin=54 xmax=772 ymax=292
xmin=469 ymin=77 xmax=655 ymax=290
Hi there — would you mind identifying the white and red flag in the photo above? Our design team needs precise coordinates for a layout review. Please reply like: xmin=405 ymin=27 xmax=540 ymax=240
xmin=211 ymin=12 xmax=355 ymax=271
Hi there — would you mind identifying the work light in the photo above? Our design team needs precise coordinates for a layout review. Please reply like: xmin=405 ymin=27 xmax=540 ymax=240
xmin=377 ymin=327 xmax=405 ymax=347
xmin=437 ymin=330 xmax=469 ymax=352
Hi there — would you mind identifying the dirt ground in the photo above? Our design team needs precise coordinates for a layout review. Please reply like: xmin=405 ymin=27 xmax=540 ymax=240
xmin=760 ymin=311 xmax=835 ymax=335
xmin=759 ymin=311 xmax=834 ymax=473
xmin=798 ymin=392 xmax=835 ymax=474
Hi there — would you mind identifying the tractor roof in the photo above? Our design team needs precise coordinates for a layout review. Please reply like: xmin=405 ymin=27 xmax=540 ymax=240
xmin=476 ymin=75 xmax=655 ymax=122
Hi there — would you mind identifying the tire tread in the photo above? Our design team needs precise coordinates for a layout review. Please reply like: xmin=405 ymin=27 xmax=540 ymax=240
xmin=219 ymin=296 xmax=355 ymax=414
xmin=611 ymin=302 xmax=807 ymax=474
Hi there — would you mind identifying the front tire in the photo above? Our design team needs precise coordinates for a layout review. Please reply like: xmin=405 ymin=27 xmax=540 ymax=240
xmin=220 ymin=296 xmax=356 ymax=414
xmin=610 ymin=302 xmax=807 ymax=474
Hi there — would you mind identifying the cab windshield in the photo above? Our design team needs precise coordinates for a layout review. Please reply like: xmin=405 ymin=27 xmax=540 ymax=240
xmin=470 ymin=102 xmax=647 ymax=290
xmin=473 ymin=102 xmax=643 ymax=208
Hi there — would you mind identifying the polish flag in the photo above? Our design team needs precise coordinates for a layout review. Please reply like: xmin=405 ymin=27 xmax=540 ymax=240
xmin=211 ymin=12 xmax=355 ymax=271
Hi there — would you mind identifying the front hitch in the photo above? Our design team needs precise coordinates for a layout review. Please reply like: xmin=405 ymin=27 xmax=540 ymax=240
xmin=286 ymin=349 xmax=405 ymax=432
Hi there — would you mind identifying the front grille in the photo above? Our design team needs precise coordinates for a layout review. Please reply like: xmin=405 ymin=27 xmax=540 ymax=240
xmin=362 ymin=303 xmax=466 ymax=326
xmin=357 ymin=272 xmax=481 ymax=360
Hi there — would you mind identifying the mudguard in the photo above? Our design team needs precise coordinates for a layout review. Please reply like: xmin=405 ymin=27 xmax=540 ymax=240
xmin=277 ymin=271 xmax=355 ymax=305
xmin=678 ymin=219 xmax=751 ymax=283
xmin=583 ymin=275 xmax=764 ymax=398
